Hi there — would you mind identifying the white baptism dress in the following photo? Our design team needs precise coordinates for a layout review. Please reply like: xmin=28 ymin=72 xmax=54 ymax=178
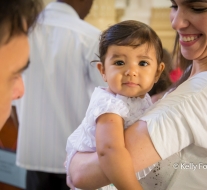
xmin=65 ymin=87 xmax=155 ymax=190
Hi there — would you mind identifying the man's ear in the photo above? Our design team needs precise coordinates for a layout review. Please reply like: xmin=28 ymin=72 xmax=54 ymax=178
xmin=97 ymin=62 xmax=107 ymax=82
xmin=154 ymin=62 xmax=165 ymax=83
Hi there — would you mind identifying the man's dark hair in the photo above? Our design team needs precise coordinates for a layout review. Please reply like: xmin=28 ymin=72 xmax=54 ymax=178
xmin=0 ymin=0 xmax=43 ymax=44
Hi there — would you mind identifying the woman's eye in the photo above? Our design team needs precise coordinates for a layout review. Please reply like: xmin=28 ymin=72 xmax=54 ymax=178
xmin=115 ymin=61 xmax=124 ymax=66
xmin=139 ymin=61 xmax=148 ymax=66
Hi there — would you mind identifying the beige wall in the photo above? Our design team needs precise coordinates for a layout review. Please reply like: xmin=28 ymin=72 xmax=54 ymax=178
xmin=43 ymin=0 xmax=54 ymax=6
xmin=85 ymin=0 xmax=175 ymax=52
xmin=84 ymin=0 xmax=116 ymax=31
xmin=150 ymin=8 xmax=176 ymax=53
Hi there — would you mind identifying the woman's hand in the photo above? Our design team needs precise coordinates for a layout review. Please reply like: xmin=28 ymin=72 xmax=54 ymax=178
xmin=64 ymin=154 xmax=75 ymax=190
xmin=70 ymin=152 xmax=110 ymax=189
xmin=66 ymin=175 xmax=75 ymax=190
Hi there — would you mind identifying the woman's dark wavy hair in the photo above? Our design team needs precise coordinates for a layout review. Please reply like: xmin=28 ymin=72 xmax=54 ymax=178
xmin=172 ymin=32 xmax=193 ymax=87
xmin=0 ymin=0 xmax=43 ymax=44
xmin=149 ymin=48 xmax=173 ymax=96
xmin=98 ymin=20 xmax=163 ymax=66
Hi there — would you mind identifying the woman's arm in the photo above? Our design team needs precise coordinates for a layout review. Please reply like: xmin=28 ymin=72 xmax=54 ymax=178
xmin=125 ymin=120 xmax=161 ymax=172
xmin=69 ymin=120 xmax=161 ymax=189
xmin=96 ymin=113 xmax=142 ymax=190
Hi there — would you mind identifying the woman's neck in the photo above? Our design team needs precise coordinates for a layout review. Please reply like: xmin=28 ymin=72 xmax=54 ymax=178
xmin=190 ymin=59 xmax=207 ymax=78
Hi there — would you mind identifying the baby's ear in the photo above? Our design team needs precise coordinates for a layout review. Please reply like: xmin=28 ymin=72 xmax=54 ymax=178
xmin=155 ymin=62 xmax=165 ymax=83
xmin=97 ymin=62 xmax=107 ymax=82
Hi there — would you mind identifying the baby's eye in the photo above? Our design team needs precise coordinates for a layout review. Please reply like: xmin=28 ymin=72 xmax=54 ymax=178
xmin=115 ymin=61 xmax=124 ymax=66
xmin=139 ymin=61 xmax=148 ymax=66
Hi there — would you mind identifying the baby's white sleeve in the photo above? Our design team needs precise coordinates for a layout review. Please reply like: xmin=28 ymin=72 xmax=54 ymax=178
xmin=87 ymin=95 xmax=129 ymax=123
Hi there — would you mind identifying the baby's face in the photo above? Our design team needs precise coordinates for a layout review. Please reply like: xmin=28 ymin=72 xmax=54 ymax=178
xmin=98 ymin=44 xmax=163 ymax=98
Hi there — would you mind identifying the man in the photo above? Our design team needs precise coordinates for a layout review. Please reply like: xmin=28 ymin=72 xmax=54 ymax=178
xmin=15 ymin=0 xmax=106 ymax=189
xmin=0 ymin=0 xmax=42 ymax=129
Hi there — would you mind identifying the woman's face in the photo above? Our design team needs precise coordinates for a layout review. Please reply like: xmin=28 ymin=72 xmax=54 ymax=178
xmin=170 ymin=0 xmax=207 ymax=62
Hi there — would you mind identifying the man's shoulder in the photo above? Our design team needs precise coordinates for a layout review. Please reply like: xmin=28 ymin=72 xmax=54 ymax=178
xmin=75 ymin=19 xmax=101 ymax=37
xmin=37 ymin=11 xmax=101 ymax=40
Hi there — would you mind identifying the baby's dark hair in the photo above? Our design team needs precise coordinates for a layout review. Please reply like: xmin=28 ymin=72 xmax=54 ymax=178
xmin=98 ymin=20 xmax=163 ymax=65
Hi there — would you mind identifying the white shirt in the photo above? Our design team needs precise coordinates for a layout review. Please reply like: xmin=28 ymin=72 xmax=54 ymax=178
xmin=15 ymin=2 xmax=106 ymax=173
xmin=140 ymin=71 xmax=207 ymax=189
xmin=66 ymin=87 xmax=155 ymax=187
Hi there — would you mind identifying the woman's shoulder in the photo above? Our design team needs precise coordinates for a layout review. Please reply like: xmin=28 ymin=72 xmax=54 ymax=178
xmin=141 ymin=71 xmax=207 ymax=119
xmin=175 ymin=71 xmax=207 ymax=93
xmin=158 ymin=71 xmax=207 ymax=102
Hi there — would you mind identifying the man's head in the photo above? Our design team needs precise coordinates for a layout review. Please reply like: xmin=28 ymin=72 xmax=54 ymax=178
xmin=0 ymin=0 xmax=42 ymax=129
xmin=58 ymin=0 xmax=94 ymax=19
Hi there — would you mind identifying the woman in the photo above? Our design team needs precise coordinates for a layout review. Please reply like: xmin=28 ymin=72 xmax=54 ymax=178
xmin=67 ymin=0 xmax=207 ymax=189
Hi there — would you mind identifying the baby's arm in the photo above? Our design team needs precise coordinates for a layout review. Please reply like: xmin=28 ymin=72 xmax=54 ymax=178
xmin=96 ymin=113 xmax=143 ymax=190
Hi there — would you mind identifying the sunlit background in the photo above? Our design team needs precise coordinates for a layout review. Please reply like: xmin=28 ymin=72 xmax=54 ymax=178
xmin=43 ymin=0 xmax=175 ymax=53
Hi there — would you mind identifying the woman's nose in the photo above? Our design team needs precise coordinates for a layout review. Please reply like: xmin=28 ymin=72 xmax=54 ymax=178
xmin=12 ymin=76 xmax=25 ymax=100
xmin=170 ymin=8 xmax=190 ymax=31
